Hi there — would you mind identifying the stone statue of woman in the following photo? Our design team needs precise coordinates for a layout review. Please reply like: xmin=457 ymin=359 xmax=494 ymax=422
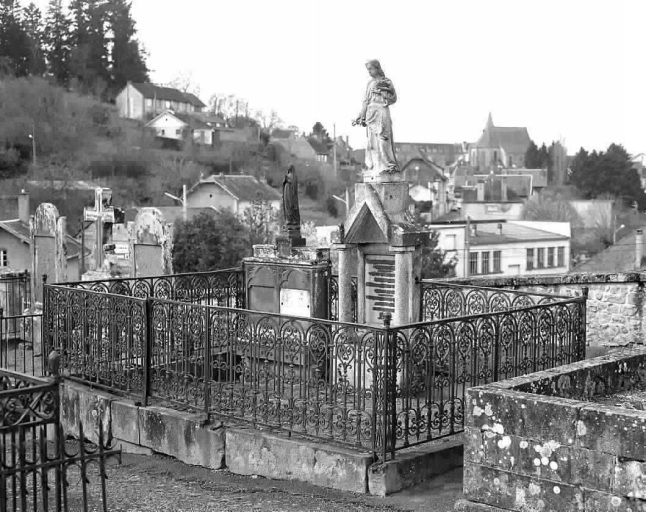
xmin=282 ymin=164 xmax=300 ymax=232
xmin=353 ymin=59 xmax=399 ymax=179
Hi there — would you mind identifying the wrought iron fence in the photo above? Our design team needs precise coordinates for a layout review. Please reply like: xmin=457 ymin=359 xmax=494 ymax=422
xmin=62 ymin=268 xmax=245 ymax=308
xmin=0 ymin=369 xmax=122 ymax=511
xmin=0 ymin=309 xmax=43 ymax=376
xmin=419 ymin=280 xmax=565 ymax=320
xmin=0 ymin=271 xmax=31 ymax=317
xmin=329 ymin=275 xmax=358 ymax=322
xmin=43 ymin=278 xmax=587 ymax=461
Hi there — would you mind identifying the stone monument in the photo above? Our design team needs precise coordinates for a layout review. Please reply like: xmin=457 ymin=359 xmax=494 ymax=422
xmin=82 ymin=187 xmax=116 ymax=281
xmin=243 ymin=165 xmax=331 ymax=319
xmin=129 ymin=208 xmax=173 ymax=277
xmin=30 ymin=203 xmax=67 ymax=304
xmin=338 ymin=59 xmax=429 ymax=327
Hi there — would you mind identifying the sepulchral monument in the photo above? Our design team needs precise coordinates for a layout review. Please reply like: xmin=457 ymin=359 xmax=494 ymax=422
xmin=337 ymin=59 xmax=428 ymax=326
xmin=129 ymin=207 xmax=173 ymax=277
xmin=30 ymin=203 xmax=67 ymax=304
xmin=82 ymin=187 xmax=116 ymax=280
xmin=243 ymin=165 xmax=331 ymax=319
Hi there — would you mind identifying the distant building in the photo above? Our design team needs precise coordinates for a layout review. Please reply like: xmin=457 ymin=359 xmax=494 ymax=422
xmin=431 ymin=220 xmax=571 ymax=278
xmin=454 ymin=167 xmax=547 ymax=201
xmin=470 ymin=113 xmax=531 ymax=170
xmin=395 ymin=142 xmax=465 ymax=167
xmin=186 ymin=175 xmax=282 ymax=215
xmin=401 ymin=157 xmax=449 ymax=219
xmin=116 ymin=82 xmax=206 ymax=121
xmin=146 ymin=110 xmax=215 ymax=146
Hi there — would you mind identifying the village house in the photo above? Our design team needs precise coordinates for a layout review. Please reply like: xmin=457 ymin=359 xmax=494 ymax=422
xmin=395 ymin=142 xmax=466 ymax=168
xmin=186 ymin=174 xmax=281 ymax=215
xmin=0 ymin=192 xmax=87 ymax=281
xmin=431 ymin=219 xmax=571 ymax=278
xmin=401 ymin=156 xmax=449 ymax=220
xmin=115 ymin=82 xmax=206 ymax=121
xmin=146 ymin=110 xmax=215 ymax=146
xmin=470 ymin=113 xmax=531 ymax=170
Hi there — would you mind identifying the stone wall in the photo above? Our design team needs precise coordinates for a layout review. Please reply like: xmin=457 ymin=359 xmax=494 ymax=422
xmin=448 ymin=272 xmax=646 ymax=353
xmin=456 ymin=346 xmax=646 ymax=512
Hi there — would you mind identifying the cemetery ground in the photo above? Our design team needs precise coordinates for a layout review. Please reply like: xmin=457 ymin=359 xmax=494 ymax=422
xmin=64 ymin=442 xmax=463 ymax=511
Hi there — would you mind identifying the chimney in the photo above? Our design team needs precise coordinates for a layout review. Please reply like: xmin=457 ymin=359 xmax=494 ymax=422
xmin=497 ymin=223 xmax=503 ymax=236
xmin=636 ymin=229 xmax=644 ymax=269
xmin=501 ymin=180 xmax=508 ymax=201
xmin=470 ymin=224 xmax=478 ymax=238
xmin=18 ymin=190 xmax=29 ymax=224
xmin=476 ymin=182 xmax=485 ymax=202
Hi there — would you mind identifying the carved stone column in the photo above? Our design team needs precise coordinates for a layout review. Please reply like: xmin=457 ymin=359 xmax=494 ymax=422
xmin=392 ymin=246 xmax=415 ymax=327
xmin=335 ymin=243 xmax=355 ymax=323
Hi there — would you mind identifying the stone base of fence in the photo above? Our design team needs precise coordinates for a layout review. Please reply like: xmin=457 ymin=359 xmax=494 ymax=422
xmin=59 ymin=380 xmax=466 ymax=495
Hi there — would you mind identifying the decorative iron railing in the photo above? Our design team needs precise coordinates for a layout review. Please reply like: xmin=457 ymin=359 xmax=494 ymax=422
xmin=0 ymin=309 xmax=43 ymax=376
xmin=328 ymin=275 xmax=358 ymax=322
xmin=0 ymin=271 xmax=31 ymax=316
xmin=43 ymin=277 xmax=587 ymax=461
xmin=0 ymin=369 xmax=122 ymax=511
xmin=60 ymin=268 xmax=245 ymax=308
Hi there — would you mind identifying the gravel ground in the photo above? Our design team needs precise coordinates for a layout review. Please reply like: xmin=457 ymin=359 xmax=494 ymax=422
xmin=59 ymin=450 xmax=463 ymax=512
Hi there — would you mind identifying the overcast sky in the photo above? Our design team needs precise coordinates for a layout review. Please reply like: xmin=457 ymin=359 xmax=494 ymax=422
xmin=36 ymin=0 xmax=645 ymax=156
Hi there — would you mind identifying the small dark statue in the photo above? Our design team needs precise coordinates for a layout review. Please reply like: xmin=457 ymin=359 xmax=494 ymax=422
xmin=282 ymin=165 xmax=301 ymax=233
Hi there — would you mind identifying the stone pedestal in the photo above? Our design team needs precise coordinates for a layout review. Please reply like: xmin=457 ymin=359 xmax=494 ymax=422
xmin=275 ymin=234 xmax=306 ymax=259
xmin=334 ymin=243 xmax=356 ymax=323
xmin=392 ymin=246 xmax=415 ymax=326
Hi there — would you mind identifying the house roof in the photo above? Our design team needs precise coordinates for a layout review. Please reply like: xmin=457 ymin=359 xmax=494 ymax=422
xmin=401 ymin=157 xmax=447 ymax=181
xmin=0 ymin=220 xmax=87 ymax=259
xmin=193 ymin=112 xmax=227 ymax=126
xmin=573 ymin=229 xmax=643 ymax=273
xmin=476 ymin=114 xmax=531 ymax=154
xmin=307 ymin=137 xmax=330 ymax=155
xmin=469 ymin=222 xmax=569 ymax=246
xmin=129 ymin=83 xmax=205 ymax=107
xmin=189 ymin=175 xmax=282 ymax=203
xmin=271 ymin=128 xmax=296 ymax=140
xmin=0 ymin=195 xmax=19 ymax=221
xmin=147 ymin=110 xmax=212 ymax=131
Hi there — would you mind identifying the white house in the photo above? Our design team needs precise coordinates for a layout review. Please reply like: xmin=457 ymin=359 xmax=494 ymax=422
xmin=146 ymin=111 xmax=215 ymax=146
xmin=186 ymin=175 xmax=282 ymax=215
xmin=115 ymin=82 xmax=206 ymax=121
xmin=431 ymin=220 xmax=571 ymax=278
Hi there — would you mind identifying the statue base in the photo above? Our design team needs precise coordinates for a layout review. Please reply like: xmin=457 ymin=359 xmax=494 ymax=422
xmin=362 ymin=169 xmax=403 ymax=183
xmin=276 ymin=235 xmax=307 ymax=258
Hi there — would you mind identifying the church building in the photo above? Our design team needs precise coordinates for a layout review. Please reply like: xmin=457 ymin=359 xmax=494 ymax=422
xmin=470 ymin=113 xmax=531 ymax=170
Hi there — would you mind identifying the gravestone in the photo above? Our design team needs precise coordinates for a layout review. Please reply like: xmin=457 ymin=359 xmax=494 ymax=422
xmin=30 ymin=203 xmax=67 ymax=304
xmin=130 ymin=208 xmax=173 ymax=277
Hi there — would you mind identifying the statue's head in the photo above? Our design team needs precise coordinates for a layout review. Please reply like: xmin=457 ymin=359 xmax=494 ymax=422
xmin=366 ymin=60 xmax=385 ymax=79
xmin=286 ymin=165 xmax=295 ymax=182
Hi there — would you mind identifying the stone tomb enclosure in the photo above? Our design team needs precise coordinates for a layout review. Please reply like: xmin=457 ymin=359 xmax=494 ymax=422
xmin=457 ymin=346 xmax=646 ymax=512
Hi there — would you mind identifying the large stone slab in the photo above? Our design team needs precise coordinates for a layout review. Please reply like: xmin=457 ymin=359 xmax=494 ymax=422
xmin=60 ymin=381 xmax=112 ymax=445
xmin=225 ymin=428 xmax=373 ymax=494
xmin=368 ymin=437 xmax=463 ymax=496
xmin=139 ymin=406 xmax=225 ymax=470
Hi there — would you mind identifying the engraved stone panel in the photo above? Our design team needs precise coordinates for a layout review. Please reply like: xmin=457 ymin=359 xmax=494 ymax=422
xmin=133 ymin=245 xmax=163 ymax=277
xmin=364 ymin=254 xmax=395 ymax=325
xmin=279 ymin=288 xmax=311 ymax=317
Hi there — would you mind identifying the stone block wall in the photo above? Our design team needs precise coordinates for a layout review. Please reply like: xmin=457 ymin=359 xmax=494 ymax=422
xmin=449 ymin=272 xmax=646 ymax=351
xmin=456 ymin=347 xmax=646 ymax=511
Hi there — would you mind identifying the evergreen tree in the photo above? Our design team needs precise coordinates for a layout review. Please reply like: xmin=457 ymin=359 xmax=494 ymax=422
xmin=106 ymin=0 xmax=148 ymax=94
xmin=0 ymin=0 xmax=32 ymax=77
xmin=22 ymin=2 xmax=46 ymax=76
xmin=43 ymin=0 xmax=71 ymax=85
xmin=524 ymin=140 xmax=551 ymax=169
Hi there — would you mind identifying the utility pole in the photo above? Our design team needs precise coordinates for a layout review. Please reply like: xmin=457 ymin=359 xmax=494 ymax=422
xmin=333 ymin=124 xmax=338 ymax=178
xmin=182 ymin=184 xmax=187 ymax=222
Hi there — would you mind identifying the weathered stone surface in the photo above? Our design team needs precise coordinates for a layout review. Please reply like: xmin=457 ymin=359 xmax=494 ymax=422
xmin=368 ymin=437 xmax=463 ymax=496
xmin=576 ymin=404 xmax=646 ymax=459
xmin=614 ymin=460 xmax=646 ymax=499
xmin=111 ymin=399 xmax=140 ymax=446
xmin=584 ymin=489 xmax=646 ymax=511
xmin=60 ymin=381 xmax=112 ymax=445
xmin=467 ymin=387 xmax=583 ymax=443
xmin=454 ymin=500 xmax=512 ymax=512
xmin=226 ymin=428 xmax=372 ymax=494
xmin=139 ymin=406 xmax=225 ymax=470
xmin=463 ymin=463 xmax=584 ymax=511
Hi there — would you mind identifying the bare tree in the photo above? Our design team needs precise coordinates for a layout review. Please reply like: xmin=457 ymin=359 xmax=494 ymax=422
xmin=254 ymin=109 xmax=282 ymax=132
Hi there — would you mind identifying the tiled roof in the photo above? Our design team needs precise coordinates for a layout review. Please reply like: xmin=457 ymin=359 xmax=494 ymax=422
xmin=191 ymin=175 xmax=282 ymax=202
xmin=171 ymin=112 xmax=212 ymax=131
xmin=476 ymin=125 xmax=531 ymax=154
xmin=469 ymin=223 xmax=569 ymax=246
xmin=401 ymin=157 xmax=447 ymax=181
xmin=129 ymin=83 xmax=205 ymax=107
xmin=573 ymin=229 xmax=643 ymax=273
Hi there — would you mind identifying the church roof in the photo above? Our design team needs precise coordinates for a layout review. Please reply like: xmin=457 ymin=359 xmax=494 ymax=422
xmin=476 ymin=114 xmax=531 ymax=154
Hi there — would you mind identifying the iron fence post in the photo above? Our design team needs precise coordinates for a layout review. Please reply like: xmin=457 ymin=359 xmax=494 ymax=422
xmin=580 ymin=287 xmax=589 ymax=359
xmin=204 ymin=307 xmax=211 ymax=418
xmin=0 ymin=307 xmax=3 ymax=369
xmin=143 ymin=298 xmax=153 ymax=406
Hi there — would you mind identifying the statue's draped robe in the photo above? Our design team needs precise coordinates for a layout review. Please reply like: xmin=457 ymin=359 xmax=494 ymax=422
xmin=359 ymin=77 xmax=398 ymax=174
xmin=282 ymin=172 xmax=300 ymax=230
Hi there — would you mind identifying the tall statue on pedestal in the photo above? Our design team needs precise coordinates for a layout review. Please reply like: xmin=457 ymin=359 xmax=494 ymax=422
xmin=282 ymin=164 xmax=301 ymax=234
xmin=353 ymin=59 xmax=399 ymax=178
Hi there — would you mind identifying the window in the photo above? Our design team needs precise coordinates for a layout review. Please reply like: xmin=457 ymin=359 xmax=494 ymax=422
xmin=0 ymin=249 xmax=6 ymax=267
xmin=537 ymin=248 xmax=545 ymax=268
xmin=547 ymin=247 xmax=555 ymax=267
xmin=161 ymin=129 xmax=165 ymax=136
xmin=481 ymin=251 xmax=490 ymax=274
xmin=165 ymin=101 xmax=171 ymax=108
xmin=493 ymin=251 xmax=501 ymax=272
xmin=526 ymin=248 xmax=534 ymax=270
xmin=145 ymin=98 xmax=152 ymax=109
xmin=469 ymin=252 xmax=478 ymax=275
xmin=445 ymin=234 xmax=456 ymax=251
xmin=557 ymin=247 xmax=565 ymax=267
xmin=176 ymin=129 xmax=181 ymax=135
